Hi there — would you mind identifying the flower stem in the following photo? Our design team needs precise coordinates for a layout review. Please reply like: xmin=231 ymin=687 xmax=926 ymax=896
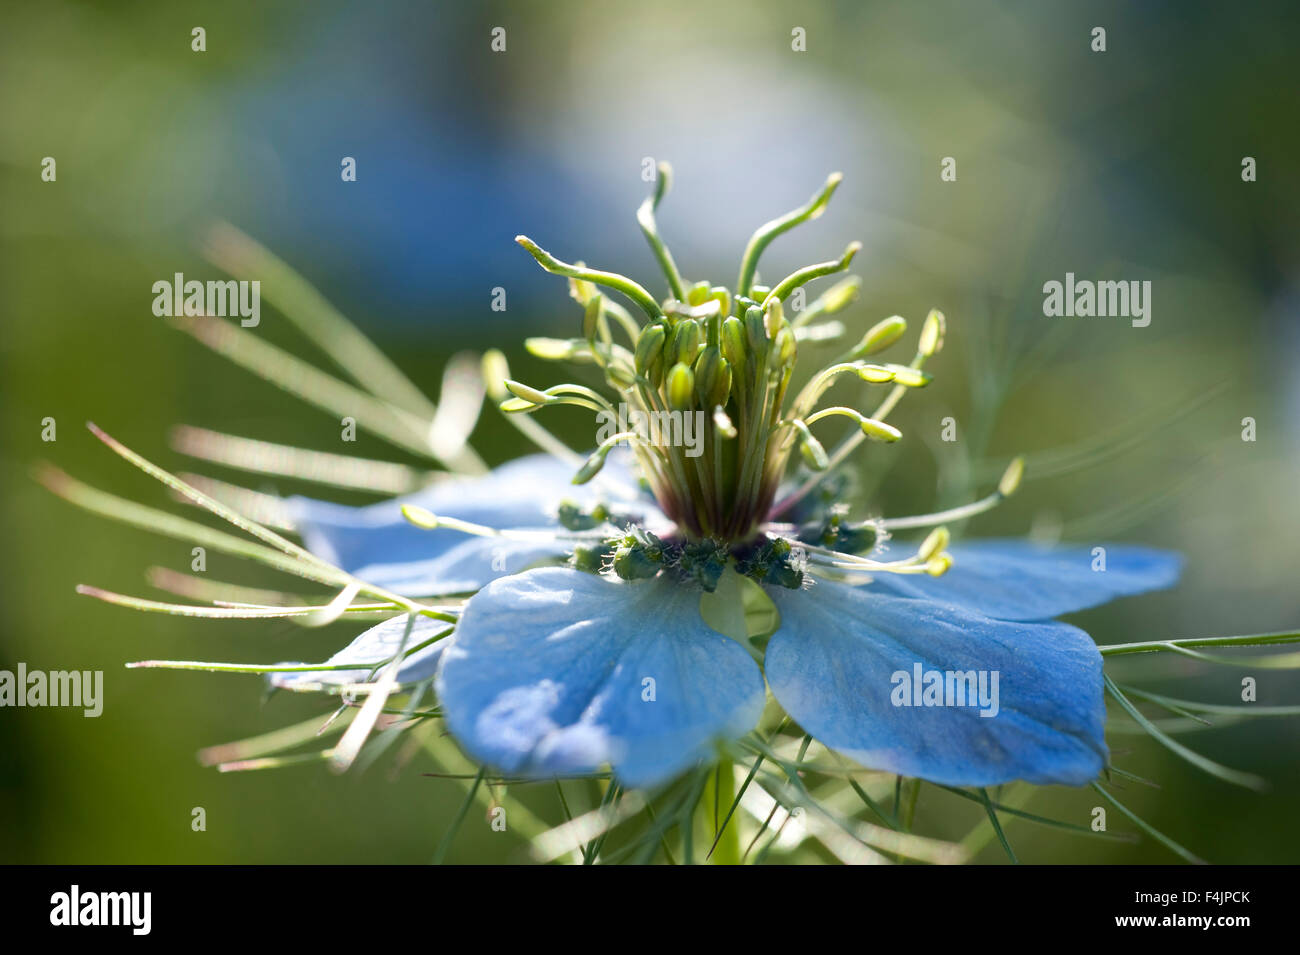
xmin=705 ymin=761 xmax=742 ymax=865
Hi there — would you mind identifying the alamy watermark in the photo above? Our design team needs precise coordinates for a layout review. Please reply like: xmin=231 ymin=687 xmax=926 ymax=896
xmin=890 ymin=663 xmax=1000 ymax=718
xmin=1 ymin=664 xmax=103 ymax=717
xmin=152 ymin=272 xmax=260 ymax=327
xmin=50 ymin=885 xmax=150 ymax=935
xmin=1042 ymin=273 xmax=1150 ymax=328
xmin=595 ymin=403 xmax=706 ymax=458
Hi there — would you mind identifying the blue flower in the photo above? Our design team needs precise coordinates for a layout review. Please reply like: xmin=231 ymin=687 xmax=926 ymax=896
xmin=291 ymin=463 xmax=1179 ymax=789
xmin=272 ymin=167 xmax=1183 ymax=792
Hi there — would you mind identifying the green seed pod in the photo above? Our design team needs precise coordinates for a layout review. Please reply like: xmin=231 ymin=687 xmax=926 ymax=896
xmin=721 ymin=316 xmax=747 ymax=374
xmin=669 ymin=319 xmax=702 ymax=367
xmin=744 ymin=306 xmax=768 ymax=356
xmin=666 ymin=361 xmax=695 ymax=411
xmin=708 ymin=358 xmax=732 ymax=409
xmin=686 ymin=280 xmax=712 ymax=306
xmin=693 ymin=346 xmax=722 ymax=405
xmin=634 ymin=321 xmax=668 ymax=376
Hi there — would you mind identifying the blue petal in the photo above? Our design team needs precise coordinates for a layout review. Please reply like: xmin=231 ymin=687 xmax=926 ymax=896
xmin=436 ymin=567 xmax=766 ymax=788
xmin=765 ymin=580 xmax=1107 ymax=786
xmin=271 ymin=613 xmax=451 ymax=693
xmin=287 ymin=453 xmax=660 ymax=598
xmin=868 ymin=539 xmax=1181 ymax=621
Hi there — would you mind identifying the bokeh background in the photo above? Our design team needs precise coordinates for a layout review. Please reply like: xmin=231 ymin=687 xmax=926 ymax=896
xmin=2 ymin=0 xmax=1297 ymax=863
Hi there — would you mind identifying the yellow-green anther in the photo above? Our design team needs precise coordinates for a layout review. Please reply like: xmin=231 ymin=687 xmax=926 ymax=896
xmin=856 ymin=363 xmax=897 ymax=384
xmin=998 ymin=456 xmax=1025 ymax=497
xmin=737 ymin=171 xmax=843 ymax=296
xmin=918 ymin=525 xmax=950 ymax=561
xmin=860 ymin=416 xmax=903 ymax=442
xmin=516 ymin=235 xmax=664 ymax=321
xmin=774 ymin=326 xmax=797 ymax=367
xmin=814 ymin=276 xmax=862 ymax=315
xmin=884 ymin=364 xmax=932 ymax=387
xmin=925 ymin=553 xmax=954 ymax=577
xmin=918 ymin=308 xmax=946 ymax=358
xmin=572 ymin=446 xmax=610 ymax=485
xmin=400 ymin=503 xmax=441 ymax=529
xmin=849 ymin=315 xmax=907 ymax=359
xmin=481 ymin=349 xmax=511 ymax=401
xmin=634 ymin=322 xmax=668 ymax=375
xmin=792 ymin=421 xmax=829 ymax=471
xmin=498 ymin=397 xmax=538 ymax=413
xmin=525 ymin=337 xmax=591 ymax=362
xmin=504 ymin=379 xmax=553 ymax=406
xmin=669 ymin=320 xmax=702 ymax=366
xmin=713 ymin=405 xmax=737 ymax=439
xmin=666 ymin=362 xmax=695 ymax=411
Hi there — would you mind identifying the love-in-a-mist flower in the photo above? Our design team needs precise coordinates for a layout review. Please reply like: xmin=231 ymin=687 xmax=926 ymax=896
xmin=284 ymin=165 xmax=1181 ymax=790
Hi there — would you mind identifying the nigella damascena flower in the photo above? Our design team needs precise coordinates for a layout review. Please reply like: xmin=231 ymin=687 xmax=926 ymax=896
xmin=274 ymin=166 xmax=1179 ymax=790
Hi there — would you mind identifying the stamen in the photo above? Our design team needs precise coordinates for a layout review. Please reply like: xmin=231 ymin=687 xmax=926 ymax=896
xmin=761 ymin=242 xmax=861 ymax=310
xmin=878 ymin=457 xmax=1025 ymax=530
xmin=803 ymin=406 xmax=902 ymax=442
xmin=636 ymin=161 xmax=689 ymax=301
xmin=399 ymin=504 xmax=605 ymax=543
xmin=736 ymin=172 xmax=843 ymax=297
xmin=482 ymin=350 xmax=583 ymax=467
xmin=770 ymin=312 xmax=943 ymax=519
xmin=844 ymin=315 xmax=907 ymax=359
xmin=516 ymin=235 xmax=663 ymax=322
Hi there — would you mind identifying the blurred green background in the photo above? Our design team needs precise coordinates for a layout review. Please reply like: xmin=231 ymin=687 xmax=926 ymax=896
xmin=2 ymin=0 xmax=1297 ymax=863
